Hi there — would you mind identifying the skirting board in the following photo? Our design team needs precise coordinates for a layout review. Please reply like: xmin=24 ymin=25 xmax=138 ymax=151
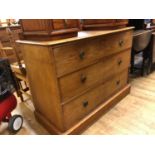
xmin=34 ymin=84 xmax=131 ymax=135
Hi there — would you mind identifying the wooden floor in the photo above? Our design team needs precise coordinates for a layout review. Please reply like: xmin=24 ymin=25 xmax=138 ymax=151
xmin=1 ymin=71 xmax=155 ymax=135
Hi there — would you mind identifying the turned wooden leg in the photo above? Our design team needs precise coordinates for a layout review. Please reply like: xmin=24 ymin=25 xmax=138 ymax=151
xmin=19 ymin=93 xmax=24 ymax=102
xmin=13 ymin=74 xmax=24 ymax=102
xmin=141 ymin=51 xmax=145 ymax=76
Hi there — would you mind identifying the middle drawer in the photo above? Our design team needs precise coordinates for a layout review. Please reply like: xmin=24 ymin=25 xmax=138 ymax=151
xmin=59 ymin=50 xmax=130 ymax=102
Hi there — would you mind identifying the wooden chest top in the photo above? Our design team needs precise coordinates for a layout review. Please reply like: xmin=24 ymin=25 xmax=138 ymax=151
xmin=17 ymin=27 xmax=134 ymax=46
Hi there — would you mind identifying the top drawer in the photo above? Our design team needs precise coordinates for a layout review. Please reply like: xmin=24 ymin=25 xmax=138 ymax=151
xmin=53 ymin=30 xmax=132 ymax=77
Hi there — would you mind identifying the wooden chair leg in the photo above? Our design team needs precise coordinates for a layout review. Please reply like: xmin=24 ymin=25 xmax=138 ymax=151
xmin=15 ymin=90 xmax=24 ymax=102
xmin=13 ymin=75 xmax=24 ymax=102
xmin=19 ymin=92 xmax=24 ymax=102
xmin=141 ymin=50 xmax=151 ymax=76
xmin=141 ymin=51 xmax=145 ymax=76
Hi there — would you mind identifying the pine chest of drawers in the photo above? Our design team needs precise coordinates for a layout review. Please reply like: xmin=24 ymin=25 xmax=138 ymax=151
xmin=17 ymin=27 xmax=133 ymax=134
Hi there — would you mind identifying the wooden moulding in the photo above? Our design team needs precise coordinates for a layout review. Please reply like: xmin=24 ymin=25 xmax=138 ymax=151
xmin=81 ymin=19 xmax=128 ymax=30
xmin=82 ymin=25 xmax=127 ymax=30
xmin=34 ymin=84 xmax=131 ymax=135
xmin=21 ymin=31 xmax=78 ymax=41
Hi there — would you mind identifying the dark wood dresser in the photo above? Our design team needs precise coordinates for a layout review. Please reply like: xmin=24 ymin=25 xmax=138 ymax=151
xmin=17 ymin=27 xmax=133 ymax=134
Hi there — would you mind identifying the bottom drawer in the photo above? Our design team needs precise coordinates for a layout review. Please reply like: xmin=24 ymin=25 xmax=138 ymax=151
xmin=63 ymin=69 xmax=129 ymax=129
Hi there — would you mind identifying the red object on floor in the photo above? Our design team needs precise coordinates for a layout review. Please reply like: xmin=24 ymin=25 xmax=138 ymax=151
xmin=0 ymin=94 xmax=17 ymax=122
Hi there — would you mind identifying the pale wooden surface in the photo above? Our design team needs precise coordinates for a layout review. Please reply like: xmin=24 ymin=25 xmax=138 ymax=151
xmin=1 ymin=71 xmax=155 ymax=135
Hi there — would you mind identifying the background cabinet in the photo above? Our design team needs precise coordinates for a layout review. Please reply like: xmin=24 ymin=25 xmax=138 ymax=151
xmin=81 ymin=19 xmax=128 ymax=30
xmin=20 ymin=19 xmax=80 ymax=41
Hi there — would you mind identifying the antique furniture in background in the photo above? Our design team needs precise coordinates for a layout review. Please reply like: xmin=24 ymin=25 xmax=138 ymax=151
xmin=151 ymin=33 xmax=155 ymax=65
xmin=17 ymin=27 xmax=133 ymax=134
xmin=130 ymin=30 xmax=152 ymax=76
xmin=149 ymin=19 xmax=155 ymax=31
xmin=0 ymin=27 xmax=30 ymax=101
xmin=0 ymin=25 xmax=21 ymax=47
xmin=20 ymin=19 xmax=80 ymax=41
xmin=81 ymin=19 xmax=128 ymax=30
xmin=0 ymin=19 xmax=16 ymax=26
xmin=149 ymin=32 xmax=155 ymax=70
xmin=128 ymin=19 xmax=145 ymax=30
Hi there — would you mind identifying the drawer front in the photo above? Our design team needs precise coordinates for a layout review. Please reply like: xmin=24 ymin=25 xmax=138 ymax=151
xmin=63 ymin=69 xmax=128 ymax=129
xmin=59 ymin=50 xmax=130 ymax=101
xmin=53 ymin=30 xmax=132 ymax=77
